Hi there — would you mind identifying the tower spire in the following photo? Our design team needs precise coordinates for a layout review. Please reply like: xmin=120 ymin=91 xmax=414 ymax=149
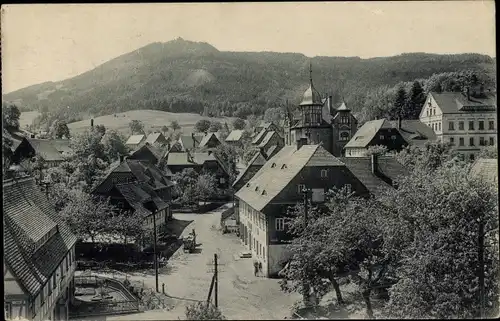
xmin=309 ymin=61 xmax=313 ymax=83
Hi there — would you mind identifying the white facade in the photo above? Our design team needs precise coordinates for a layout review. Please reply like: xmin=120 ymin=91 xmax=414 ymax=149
xmin=420 ymin=93 xmax=497 ymax=160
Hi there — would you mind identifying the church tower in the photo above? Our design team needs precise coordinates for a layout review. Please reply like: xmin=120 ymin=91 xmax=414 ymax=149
xmin=331 ymin=99 xmax=358 ymax=156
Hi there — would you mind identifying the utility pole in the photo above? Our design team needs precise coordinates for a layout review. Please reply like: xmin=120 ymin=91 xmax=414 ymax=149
xmin=478 ymin=217 xmax=485 ymax=318
xmin=206 ymin=253 xmax=225 ymax=307
xmin=214 ymin=253 xmax=218 ymax=308
xmin=153 ymin=212 xmax=159 ymax=293
xmin=301 ymin=187 xmax=312 ymax=306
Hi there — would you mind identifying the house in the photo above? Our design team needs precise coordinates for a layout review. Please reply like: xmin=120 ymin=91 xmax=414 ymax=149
xmin=343 ymin=119 xmax=408 ymax=157
xmin=232 ymin=150 xmax=268 ymax=192
xmin=125 ymin=134 xmax=146 ymax=150
xmin=198 ymin=132 xmax=222 ymax=150
xmin=26 ymin=138 xmax=67 ymax=167
xmin=4 ymin=129 xmax=36 ymax=164
xmin=283 ymin=65 xmax=358 ymax=157
xmin=388 ymin=119 xmax=436 ymax=147
xmin=170 ymin=133 xmax=204 ymax=152
xmin=165 ymin=151 xmax=230 ymax=189
xmin=128 ymin=142 xmax=167 ymax=166
xmin=92 ymin=157 xmax=174 ymax=220
xmin=225 ymin=129 xmax=245 ymax=147
xmin=50 ymin=139 xmax=73 ymax=157
xmin=4 ymin=175 xmax=77 ymax=321
xmin=419 ymin=86 xmax=497 ymax=160
xmin=236 ymin=143 xmax=373 ymax=277
xmin=253 ymin=122 xmax=279 ymax=137
xmin=143 ymin=132 xmax=169 ymax=147
xmin=257 ymin=131 xmax=284 ymax=159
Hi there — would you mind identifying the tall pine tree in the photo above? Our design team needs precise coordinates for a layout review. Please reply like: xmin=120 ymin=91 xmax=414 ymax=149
xmin=391 ymin=86 xmax=407 ymax=120
xmin=405 ymin=81 xmax=426 ymax=119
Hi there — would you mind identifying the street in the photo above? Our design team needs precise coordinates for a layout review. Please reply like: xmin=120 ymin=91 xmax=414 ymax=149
xmin=82 ymin=203 xmax=301 ymax=320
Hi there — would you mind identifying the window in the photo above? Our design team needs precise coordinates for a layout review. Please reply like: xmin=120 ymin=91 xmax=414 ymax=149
xmin=438 ymin=122 xmax=441 ymax=131
xmin=65 ymin=256 xmax=69 ymax=271
xmin=479 ymin=121 xmax=484 ymax=130
xmin=52 ymin=273 xmax=56 ymax=289
xmin=281 ymin=164 xmax=287 ymax=169
xmin=391 ymin=135 xmax=396 ymax=140
xmin=297 ymin=184 xmax=305 ymax=193
xmin=220 ymin=177 xmax=225 ymax=184
xmin=41 ymin=286 xmax=45 ymax=304
xmin=470 ymin=154 xmax=475 ymax=161
xmin=320 ymin=169 xmax=328 ymax=178
xmin=271 ymin=163 xmax=276 ymax=168
xmin=449 ymin=121 xmax=455 ymax=131
xmin=459 ymin=137 xmax=464 ymax=146
xmin=433 ymin=109 xmax=436 ymax=115
xmin=489 ymin=121 xmax=495 ymax=130
xmin=459 ymin=121 xmax=465 ymax=130
xmin=4 ymin=303 xmax=11 ymax=320
xmin=479 ymin=137 xmax=485 ymax=146
xmin=469 ymin=137 xmax=475 ymax=146
xmin=426 ymin=109 xmax=429 ymax=116
xmin=311 ymin=188 xmax=325 ymax=202
xmin=275 ymin=218 xmax=285 ymax=231
xmin=450 ymin=137 xmax=455 ymax=145
xmin=263 ymin=247 xmax=265 ymax=261
xmin=339 ymin=132 xmax=350 ymax=141
xmin=489 ymin=137 xmax=494 ymax=146
xmin=469 ymin=121 xmax=474 ymax=130
xmin=379 ymin=135 xmax=384 ymax=140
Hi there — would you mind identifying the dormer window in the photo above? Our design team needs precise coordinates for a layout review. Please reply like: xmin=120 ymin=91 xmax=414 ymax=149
xmin=261 ymin=190 xmax=267 ymax=196
xmin=255 ymin=186 xmax=259 ymax=192
xmin=271 ymin=163 xmax=276 ymax=168
xmin=281 ymin=164 xmax=287 ymax=169
xmin=321 ymin=169 xmax=328 ymax=178
xmin=246 ymin=183 xmax=251 ymax=187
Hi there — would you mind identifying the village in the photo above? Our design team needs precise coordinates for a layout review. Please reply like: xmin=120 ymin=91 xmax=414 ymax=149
xmin=2 ymin=2 xmax=498 ymax=321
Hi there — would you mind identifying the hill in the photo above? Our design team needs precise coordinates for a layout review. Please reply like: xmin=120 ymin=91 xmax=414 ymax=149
xmin=4 ymin=38 xmax=496 ymax=124
xmin=66 ymin=110 xmax=234 ymax=136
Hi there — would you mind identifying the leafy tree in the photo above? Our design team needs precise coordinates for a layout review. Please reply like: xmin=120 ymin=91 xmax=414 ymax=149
xmin=185 ymin=302 xmax=225 ymax=320
xmin=209 ymin=121 xmax=222 ymax=133
xmin=405 ymin=81 xmax=426 ymax=119
xmin=242 ymin=149 xmax=258 ymax=165
xmin=102 ymin=130 xmax=130 ymax=161
xmin=172 ymin=168 xmax=200 ymax=207
xmin=477 ymin=146 xmax=498 ymax=159
xmin=161 ymin=125 xmax=169 ymax=136
xmin=2 ymin=102 xmax=21 ymax=131
xmin=95 ymin=124 xmax=106 ymax=136
xmin=213 ymin=143 xmax=238 ymax=183
xmin=196 ymin=173 xmax=217 ymax=204
xmin=392 ymin=86 xmax=407 ymax=120
xmin=129 ymin=119 xmax=145 ymax=134
xmin=108 ymin=212 xmax=149 ymax=245
xmin=364 ymin=145 xmax=388 ymax=157
xmin=264 ymin=107 xmax=285 ymax=128
xmin=232 ymin=118 xmax=246 ymax=130
xmin=70 ymin=130 xmax=108 ymax=161
xmin=382 ymin=163 xmax=499 ymax=319
xmin=195 ymin=119 xmax=211 ymax=133
xmin=395 ymin=141 xmax=463 ymax=172
xmin=53 ymin=120 xmax=71 ymax=139
xmin=2 ymin=134 xmax=14 ymax=174
xmin=170 ymin=120 xmax=181 ymax=132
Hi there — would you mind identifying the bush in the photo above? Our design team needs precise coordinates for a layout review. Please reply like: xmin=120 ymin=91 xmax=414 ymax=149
xmin=185 ymin=302 xmax=226 ymax=320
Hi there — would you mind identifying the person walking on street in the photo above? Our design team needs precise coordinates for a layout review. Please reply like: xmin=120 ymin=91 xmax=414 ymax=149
xmin=258 ymin=261 xmax=263 ymax=276
xmin=253 ymin=260 xmax=259 ymax=276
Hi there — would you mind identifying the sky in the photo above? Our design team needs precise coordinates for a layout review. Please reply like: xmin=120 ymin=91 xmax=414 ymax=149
xmin=1 ymin=1 xmax=496 ymax=93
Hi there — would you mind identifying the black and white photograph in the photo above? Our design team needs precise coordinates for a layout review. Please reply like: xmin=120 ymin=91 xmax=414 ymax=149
xmin=1 ymin=2 xmax=498 ymax=320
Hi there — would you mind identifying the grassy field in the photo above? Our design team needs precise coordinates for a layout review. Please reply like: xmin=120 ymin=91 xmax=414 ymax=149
xmin=67 ymin=110 xmax=235 ymax=136
xmin=19 ymin=111 xmax=41 ymax=129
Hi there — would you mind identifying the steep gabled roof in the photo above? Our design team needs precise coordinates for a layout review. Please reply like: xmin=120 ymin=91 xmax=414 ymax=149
xmin=389 ymin=120 xmax=437 ymax=147
xmin=179 ymin=134 xmax=204 ymax=151
xmin=3 ymin=176 xmax=77 ymax=296
xmin=225 ymin=130 xmax=244 ymax=142
xmin=344 ymin=119 xmax=393 ymax=149
xmin=258 ymin=131 xmax=278 ymax=148
xmin=251 ymin=129 xmax=268 ymax=145
xmin=129 ymin=143 xmax=165 ymax=163
xmin=235 ymin=145 xmax=344 ymax=211
xmin=232 ymin=150 xmax=268 ymax=189
xmin=199 ymin=132 xmax=221 ymax=148
xmin=430 ymin=91 xmax=496 ymax=114
xmin=26 ymin=138 xmax=64 ymax=161
xmin=166 ymin=152 xmax=217 ymax=166
xmin=50 ymin=139 xmax=73 ymax=155
xmin=144 ymin=132 xmax=167 ymax=145
xmin=126 ymin=134 xmax=145 ymax=145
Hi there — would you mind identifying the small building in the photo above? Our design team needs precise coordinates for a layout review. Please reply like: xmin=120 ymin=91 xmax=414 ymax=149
xmin=26 ymin=138 xmax=66 ymax=167
xmin=232 ymin=150 xmax=268 ymax=192
xmin=225 ymin=129 xmax=245 ymax=147
xmin=198 ymin=132 xmax=222 ymax=150
xmin=344 ymin=119 xmax=408 ymax=157
xmin=170 ymin=133 xmax=205 ymax=152
xmin=166 ymin=151 xmax=230 ymax=189
xmin=144 ymin=132 xmax=169 ymax=147
xmin=253 ymin=122 xmax=279 ymax=138
xmin=4 ymin=175 xmax=77 ymax=321
xmin=128 ymin=142 xmax=167 ymax=166
xmin=125 ymin=134 xmax=146 ymax=150
xmin=419 ymin=87 xmax=497 ymax=161
xmin=257 ymin=131 xmax=284 ymax=158
xmin=4 ymin=129 xmax=36 ymax=164
xmin=388 ymin=119 xmax=436 ymax=147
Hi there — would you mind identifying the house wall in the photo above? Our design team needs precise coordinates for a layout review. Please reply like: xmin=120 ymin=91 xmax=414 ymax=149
xmin=31 ymin=245 xmax=76 ymax=321
xmin=261 ymin=134 xmax=284 ymax=152
xmin=332 ymin=113 xmax=358 ymax=157
xmin=233 ymin=165 xmax=263 ymax=192
xmin=143 ymin=208 xmax=167 ymax=231
xmin=345 ymin=147 xmax=367 ymax=157
xmin=290 ymin=127 xmax=333 ymax=155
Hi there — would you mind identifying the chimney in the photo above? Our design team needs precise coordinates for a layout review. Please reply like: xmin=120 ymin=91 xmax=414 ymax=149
xmin=91 ymin=119 xmax=94 ymax=127
xmin=297 ymin=137 xmax=307 ymax=150
xmin=328 ymin=95 xmax=333 ymax=111
xmin=371 ymin=154 xmax=378 ymax=175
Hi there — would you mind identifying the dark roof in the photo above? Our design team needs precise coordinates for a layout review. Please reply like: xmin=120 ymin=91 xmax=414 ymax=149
xmin=258 ymin=131 xmax=279 ymax=148
xmin=199 ymin=132 xmax=221 ymax=148
xmin=166 ymin=152 xmax=217 ymax=166
xmin=429 ymin=91 xmax=496 ymax=114
xmin=26 ymin=138 xmax=65 ymax=161
xmin=50 ymin=139 xmax=73 ymax=154
xmin=251 ymin=129 xmax=268 ymax=145
xmin=389 ymin=120 xmax=437 ymax=147
xmin=340 ymin=156 xmax=408 ymax=197
xmin=236 ymin=145 xmax=344 ymax=211
xmin=179 ymin=134 xmax=204 ymax=151
xmin=232 ymin=150 xmax=267 ymax=189
xmin=3 ymin=176 xmax=77 ymax=296
xmin=129 ymin=143 xmax=165 ymax=164
xmin=300 ymin=79 xmax=323 ymax=106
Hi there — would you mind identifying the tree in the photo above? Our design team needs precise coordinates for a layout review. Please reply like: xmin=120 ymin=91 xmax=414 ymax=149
xmin=53 ymin=121 xmax=71 ymax=139
xmin=477 ymin=146 xmax=498 ymax=159
xmin=382 ymin=163 xmax=499 ymax=319
xmin=195 ymin=119 xmax=211 ymax=133
xmin=161 ymin=125 xmax=169 ymax=136
xmin=129 ymin=120 xmax=145 ymax=134
xmin=95 ymin=124 xmax=106 ymax=136
xmin=395 ymin=141 xmax=463 ymax=172
xmin=172 ymin=168 xmax=200 ymax=207
xmin=405 ymin=81 xmax=425 ymax=119
xmin=170 ymin=120 xmax=181 ymax=132
xmin=232 ymin=118 xmax=246 ymax=130
xmin=242 ymin=149 xmax=257 ymax=165
xmin=364 ymin=145 xmax=388 ymax=157
xmin=213 ymin=143 xmax=238 ymax=184
xmin=185 ymin=302 xmax=225 ymax=320
xmin=102 ymin=130 xmax=130 ymax=161
xmin=264 ymin=107 xmax=285 ymax=128
xmin=2 ymin=134 xmax=14 ymax=174
xmin=209 ymin=121 xmax=223 ymax=133
xmin=196 ymin=173 xmax=217 ymax=204
xmin=392 ymin=86 xmax=407 ymax=120
xmin=2 ymin=102 xmax=21 ymax=131
xmin=109 ymin=212 xmax=148 ymax=245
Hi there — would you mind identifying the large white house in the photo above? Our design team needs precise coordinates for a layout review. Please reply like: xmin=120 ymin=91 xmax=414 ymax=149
xmin=419 ymin=85 xmax=497 ymax=160
xmin=4 ymin=175 xmax=77 ymax=321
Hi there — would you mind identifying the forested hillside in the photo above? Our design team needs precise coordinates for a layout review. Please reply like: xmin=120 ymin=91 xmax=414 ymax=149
xmin=3 ymin=37 xmax=495 ymax=129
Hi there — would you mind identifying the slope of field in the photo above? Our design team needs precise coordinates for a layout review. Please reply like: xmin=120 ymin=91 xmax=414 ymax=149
xmin=67 ymin=110 xmax=234 ymax=136
xmin=19 ymin=111 xmax=41 ymax=129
